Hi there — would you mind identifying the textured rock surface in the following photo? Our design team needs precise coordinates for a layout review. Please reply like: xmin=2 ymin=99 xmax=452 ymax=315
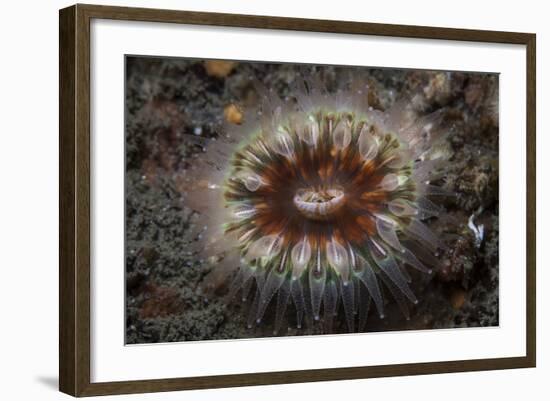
xmin=125 ymin=57 xmax=499 ymax=344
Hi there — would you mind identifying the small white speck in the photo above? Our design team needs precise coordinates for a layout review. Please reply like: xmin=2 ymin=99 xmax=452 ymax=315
xmin=468 ymin=213 xmax=485 ymax=248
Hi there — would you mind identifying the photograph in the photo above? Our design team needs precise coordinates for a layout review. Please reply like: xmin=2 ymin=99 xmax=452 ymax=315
xmin=0 ymin=0 xmax=543 ymax=398
xmin=124 ymin=57 xmax=500 ymax=344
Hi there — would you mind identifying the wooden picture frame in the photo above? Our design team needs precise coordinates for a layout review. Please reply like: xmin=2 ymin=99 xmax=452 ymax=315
xmin=59 ymin=3 xmax=536 ymax=397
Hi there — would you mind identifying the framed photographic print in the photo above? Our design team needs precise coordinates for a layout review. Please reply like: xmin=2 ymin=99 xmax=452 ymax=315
xmin=59 ymin=4 xmax=536 ymax=397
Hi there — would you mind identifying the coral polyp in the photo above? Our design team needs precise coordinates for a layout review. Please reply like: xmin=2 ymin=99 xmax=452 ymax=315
xmin=186 ymin=76 xmax=451 ymax=333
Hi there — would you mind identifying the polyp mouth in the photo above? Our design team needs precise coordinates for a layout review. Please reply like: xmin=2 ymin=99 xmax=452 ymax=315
xmin=293 ymin=187 xmax=346 ymax=221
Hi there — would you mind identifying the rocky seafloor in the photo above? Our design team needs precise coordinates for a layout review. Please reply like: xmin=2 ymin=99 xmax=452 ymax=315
xmin=125 ymin=56 xmax=499 ymax=344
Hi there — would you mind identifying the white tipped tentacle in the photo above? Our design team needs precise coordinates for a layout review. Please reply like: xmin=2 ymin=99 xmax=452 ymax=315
xmin=235 ymin=170 xmax=264 ymax=192
xmin=358 ymin=124 xmax=379 ymax=162
xmin=271 ymin=129 xmax=295 ymax=158
xmin=326 ymin=238 xmax=350 ymax=284
xmin=332 ymin=119 xmax=352 ymax=150
xmin=370 ymin=240 xmax=418 ymax=305
xmin=388 ymin=199 xmax=418 ymax=217
xmin=374 ymin=214 xmax=405 ymax=252
xmin=231 ymin=204 xmax=257 ymax=220
xmin=245 ymin=234 xmax=283 ymax=262
xmin=291 ymin=237 xmax=312 ymax=280
xmin=355 ymin=256 xmax=384 ymax=318
xmin=309 ymin=255 xmax=326 ymax=321
xmin=378 ymin=173 xmax=400 ymax=191
xmin=294 ymin=115 xmax=319 ymax=146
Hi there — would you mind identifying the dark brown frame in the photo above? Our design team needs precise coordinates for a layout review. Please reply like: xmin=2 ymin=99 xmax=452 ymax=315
xmin=59 ymin=3 xmax=536 ymax=397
